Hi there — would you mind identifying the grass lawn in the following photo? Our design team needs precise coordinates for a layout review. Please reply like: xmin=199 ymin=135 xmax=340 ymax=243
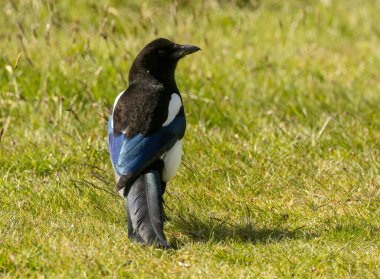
xmin=1 ymin=0 xmax=380 ymax=277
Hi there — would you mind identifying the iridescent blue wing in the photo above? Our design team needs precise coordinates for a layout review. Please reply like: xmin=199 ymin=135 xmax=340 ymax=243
xmin=107 ymin=113 xmax=185 ymax=190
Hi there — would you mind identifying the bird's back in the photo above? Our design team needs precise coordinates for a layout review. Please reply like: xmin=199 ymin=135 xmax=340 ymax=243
xmin=113 ymin=81 xmax=172 ymax=137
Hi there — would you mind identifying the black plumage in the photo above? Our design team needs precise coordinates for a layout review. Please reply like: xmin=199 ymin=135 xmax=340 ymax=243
xmin=127 ymin=166 xmax=169 ymax=248
xmin=107 ymin=38 xmax=200 ymax=248
xmin=113 ymin=38 xmax=199 ymax=137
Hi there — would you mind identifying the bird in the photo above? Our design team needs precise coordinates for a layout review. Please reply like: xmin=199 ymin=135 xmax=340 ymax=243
xmin=107 ymin=38 xmax=200 ymax=248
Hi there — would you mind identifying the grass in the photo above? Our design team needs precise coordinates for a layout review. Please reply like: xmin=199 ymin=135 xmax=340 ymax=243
xmin=1 ymin=0 xmax=380 ymax=277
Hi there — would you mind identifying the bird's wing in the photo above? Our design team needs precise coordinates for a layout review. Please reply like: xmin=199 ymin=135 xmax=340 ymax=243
xmin=108 ymin=117 xmax=124 ymax=174
xmin=108 ymin=111 xmax=185 ymax=191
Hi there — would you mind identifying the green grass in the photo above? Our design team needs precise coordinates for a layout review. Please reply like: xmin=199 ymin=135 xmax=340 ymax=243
xmin=1 ymin=0 xmax=380 ymax=277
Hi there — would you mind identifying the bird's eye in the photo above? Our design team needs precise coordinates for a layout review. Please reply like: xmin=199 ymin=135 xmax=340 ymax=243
xmin=158 ymin=50 xmax=167 ymax=56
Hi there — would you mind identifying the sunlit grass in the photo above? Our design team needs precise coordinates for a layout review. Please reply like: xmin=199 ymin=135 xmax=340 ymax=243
xmin=1 ymin=0 xmax=380 ymax=277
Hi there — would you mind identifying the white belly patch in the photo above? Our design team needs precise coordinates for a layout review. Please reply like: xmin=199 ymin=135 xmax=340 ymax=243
xmin=161 ymin=140 xmax=183 ymax=182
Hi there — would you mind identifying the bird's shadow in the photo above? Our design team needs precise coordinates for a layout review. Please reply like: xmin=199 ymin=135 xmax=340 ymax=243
xmin=168 ymin=214 xmax=318 ymax=249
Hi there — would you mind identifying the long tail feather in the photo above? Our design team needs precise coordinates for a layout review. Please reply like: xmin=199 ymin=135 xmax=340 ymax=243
xmin=126 ymin=168 xmax=170 ymax=249
xmin=126 ymin=205 xmax=145 ymax=243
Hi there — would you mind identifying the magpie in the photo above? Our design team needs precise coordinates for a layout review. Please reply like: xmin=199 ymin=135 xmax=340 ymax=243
xmin=107 ymin=38 xmax=200 ymax=248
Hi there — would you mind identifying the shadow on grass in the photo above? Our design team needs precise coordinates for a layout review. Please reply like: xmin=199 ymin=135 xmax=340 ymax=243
xmin=169 ymin=214 xmax=319 ymax=248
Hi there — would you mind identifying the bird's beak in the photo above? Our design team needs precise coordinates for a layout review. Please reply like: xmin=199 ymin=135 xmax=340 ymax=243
xmin=170 ymin=44 xmax=201 ymax=60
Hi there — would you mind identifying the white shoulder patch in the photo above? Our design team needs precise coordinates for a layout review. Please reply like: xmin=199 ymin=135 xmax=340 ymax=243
xmin=111 ymin=91 xmax=125 ymax=130
xmin=113 ymin=91 xmax=125 ymax=112
xmin=162 ymin=93 xmax=182 ymax=127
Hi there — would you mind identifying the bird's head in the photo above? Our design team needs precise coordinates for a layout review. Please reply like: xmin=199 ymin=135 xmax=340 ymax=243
xmin=128 ymin=38 xmax=200 ymax=87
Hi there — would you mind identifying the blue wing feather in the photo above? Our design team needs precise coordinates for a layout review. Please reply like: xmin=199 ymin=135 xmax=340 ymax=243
xmin=107 ymin=113 xmax=185 ymax=180
xmin=108 ymin=118 xmax=124 ymax=171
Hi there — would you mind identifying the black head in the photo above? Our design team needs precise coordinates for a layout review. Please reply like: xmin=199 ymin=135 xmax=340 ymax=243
xmin=128 ymin=38 xmax=200 ymax=88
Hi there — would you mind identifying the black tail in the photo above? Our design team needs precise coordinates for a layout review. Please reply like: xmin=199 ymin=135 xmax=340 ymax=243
xmin=126 ymin=168 xmax=170 ymax=249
